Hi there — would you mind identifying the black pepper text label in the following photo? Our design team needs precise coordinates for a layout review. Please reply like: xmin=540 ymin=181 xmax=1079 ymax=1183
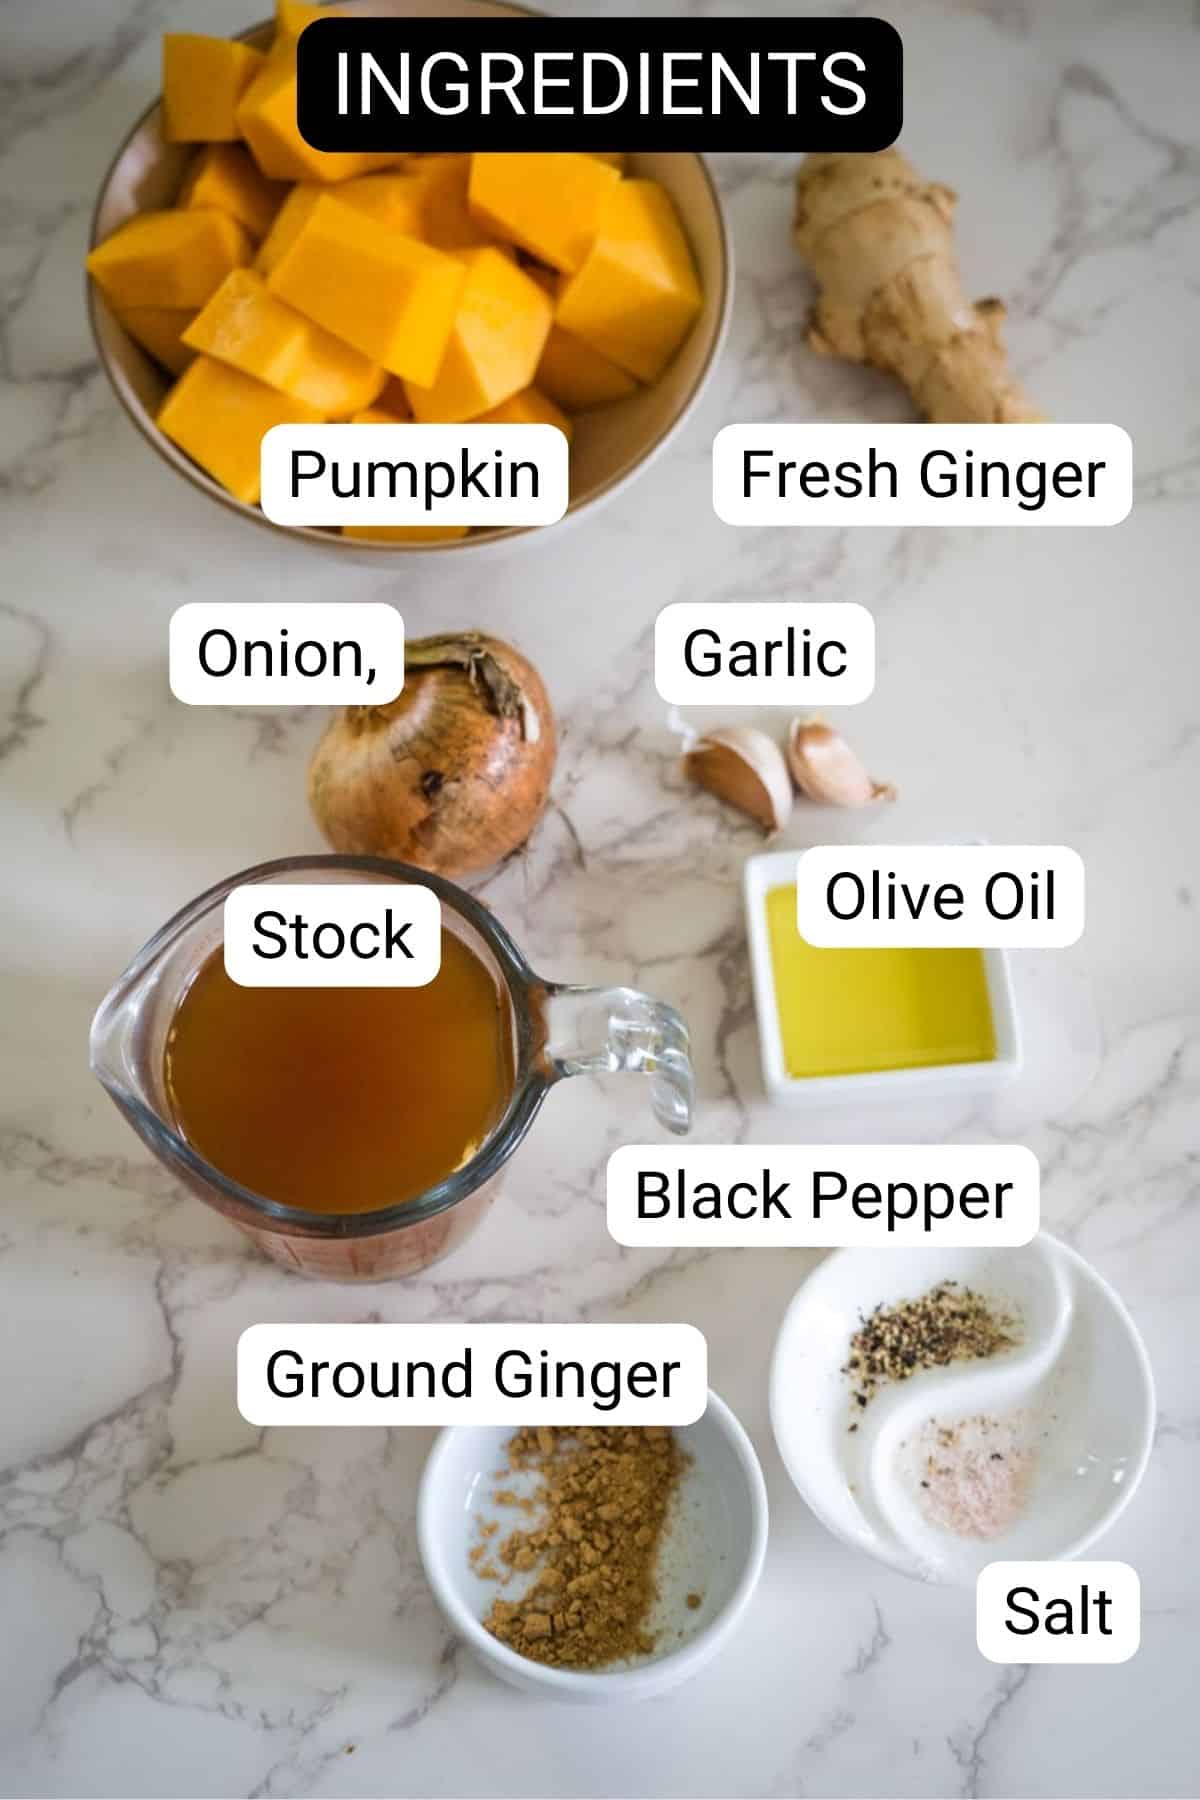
xmin=296 ymin=17 xmax=903 ymax=153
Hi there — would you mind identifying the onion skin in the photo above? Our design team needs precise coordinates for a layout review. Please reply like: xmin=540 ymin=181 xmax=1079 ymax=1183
xmin=308 ymin=632 xmax=556 ymax=878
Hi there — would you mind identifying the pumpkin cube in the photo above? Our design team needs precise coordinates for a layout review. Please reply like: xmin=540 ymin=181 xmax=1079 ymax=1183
xmin=468 ymin=153 xmax=619 ymax=273
xmin=342 ymin=408 xmax=470 ymax=541
xmin=157 ymin=355 xmax=323 ymax=504
xmin=110 ymin=304 xmax=197 ymax=376
xmin=536 ymin=324 xmax=638 ymax=411
xmin=180 ymin=144 xmax=286 ymax=241
xmin=479 ymin=385 xmax=574 ymax=440
xmin=273 ymin=0 xmax=331 ymax=45
xmin=256 ymin=174 xmax=425 ymax=276
xmin=87 ymin=208 xmax=251 ymax=310
xmin=162 ymin=34 xmax=265 ymax=142
xmin=266 ymin=196 xmax=466 ymax=383
xmin=589 ymin=153 xmax=626 ymax=169
xmin=403 ymin=248 xmax=552 ymax=422
xmin=236 ymin=51 xmax=400 ymax=184
xmin=182 ymin=268 xmax=385 ymax=414
xmin=556 ymin=180 xmax=701 ymax=382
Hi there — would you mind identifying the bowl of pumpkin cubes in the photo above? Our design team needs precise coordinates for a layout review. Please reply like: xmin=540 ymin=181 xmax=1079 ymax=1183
xmin=85 ymin=0 xmax=732 ymax=552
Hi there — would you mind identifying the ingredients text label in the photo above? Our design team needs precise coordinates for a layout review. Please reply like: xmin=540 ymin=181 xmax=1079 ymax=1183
xmin=223 ymin=882 xmax=441 ymax=988
xmin=295 ymin=19 xmax=902 ymax=153
xmin=607 ymin=1145 xmax=1039 ymax=1248
xmin=713 ymin=424 xmax=1133 ymax=526
xmin=796 ymin=846 xmax=1085 ymax=948
xmin=260 ymin=424 xmax=569 ymax=528
xmin=655 ymin=602 xmax=875 ymax=706
xmin=237 ymin=1323 xmax=708 ymax=1425
xmin=169 ymin=603 xmax=404 ymax=706
xmin=977 ymin=1562 xmax=1140 ymax=1664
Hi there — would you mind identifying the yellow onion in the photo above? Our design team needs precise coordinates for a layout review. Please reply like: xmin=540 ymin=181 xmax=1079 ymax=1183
xmin=308 ymin=632 xmax=556 ymax=877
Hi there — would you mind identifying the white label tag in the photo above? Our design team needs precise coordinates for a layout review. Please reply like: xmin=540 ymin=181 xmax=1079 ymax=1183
xmin=977 ymin=1562 xmax=1140 ymax=1663
xmin=713 ymin=423 xmax=1132 ymax=527
xmin=260 ymin=423 xmax=569 ymax=527
xmin=654 ymin=602 xmax=875 ymax=706
xmin=223 ymin=883 xmax=441 ymax=987
xmin=795 ymin=846 xmax=1085 ymax=948
xmin=169 ymin=602 xmax=404 ymax=706
xmin=237 ymin=1323 xmax=708 ymax=1425
xmin=607 ymin=1144 xmax=1039 ymax=1247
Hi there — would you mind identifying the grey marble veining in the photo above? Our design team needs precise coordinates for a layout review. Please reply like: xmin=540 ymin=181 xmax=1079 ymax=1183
xmin=1 ymin=1 xmax=1199 ymax=1796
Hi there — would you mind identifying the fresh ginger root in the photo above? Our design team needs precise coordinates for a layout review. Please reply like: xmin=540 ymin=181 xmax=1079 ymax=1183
xmin=793 ymin=149 xmax=1042 ymax=423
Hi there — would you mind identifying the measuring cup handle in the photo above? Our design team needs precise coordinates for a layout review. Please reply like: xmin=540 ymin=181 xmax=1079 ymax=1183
xmin=536 ymin=982 xmax=693 ymax=1136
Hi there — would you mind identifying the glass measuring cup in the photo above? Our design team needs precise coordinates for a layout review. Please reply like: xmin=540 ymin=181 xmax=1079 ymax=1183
xmin=89 ymin=856 xmax=692 ymax=1281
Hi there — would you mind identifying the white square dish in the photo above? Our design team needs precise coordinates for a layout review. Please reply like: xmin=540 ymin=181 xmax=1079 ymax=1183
xmin=743 ymin=848 xmax=1022 ymax=1108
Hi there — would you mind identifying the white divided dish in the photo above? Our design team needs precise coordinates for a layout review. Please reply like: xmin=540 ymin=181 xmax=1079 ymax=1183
xmin=417 ymin=1391 xmax=768 ymax=1701
xmin=769 ymin=1237 xmax=1155 ymax=1584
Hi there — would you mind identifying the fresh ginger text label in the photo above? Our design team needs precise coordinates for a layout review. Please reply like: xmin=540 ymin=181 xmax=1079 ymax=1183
xmin=223 ymin=883 xmax=441 ymax=988
xmin=654 ymin=602 xmax=875 ymax=706
xmin=607 ymin=1144 xmax=1039 ymax=1247
xmin=260 ymin=423 xmax=569 ymax=527
xmin=237 ymin=1323 xmax=708 ymax=1425
xmin=713 ymin=424 xmax=1133 ymax=527
xmin=977 ymin=1562 xmax=1140 ymax=1664
xmin=170 ymin=603 xmax=404 ymax=706
xmin=796 ymin=846 xmax=1085 ymax=948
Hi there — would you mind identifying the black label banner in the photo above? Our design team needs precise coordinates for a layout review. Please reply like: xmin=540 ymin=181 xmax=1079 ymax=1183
xmin=296 ymin=17 xmax=902 ymax=153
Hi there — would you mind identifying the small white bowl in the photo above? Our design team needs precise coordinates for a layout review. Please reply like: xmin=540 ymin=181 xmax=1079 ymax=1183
xmin=769 ymin=1236 xmax=1155 ymax=1584
xmin=417 ymin=1391 xmax=768 ymax=1701
xmin=743 ymin=847 xmax=1022 ymax=1108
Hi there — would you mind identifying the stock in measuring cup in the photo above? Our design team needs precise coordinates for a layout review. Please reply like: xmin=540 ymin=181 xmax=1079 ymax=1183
xmin=90 ymin=856 xmax=693 ymax=1281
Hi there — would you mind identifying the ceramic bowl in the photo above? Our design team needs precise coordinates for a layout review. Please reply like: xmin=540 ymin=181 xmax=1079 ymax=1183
xmin=743 ymin=846 xmax=1023 ymax=1108
xmin=417 ymin=1390 xmax=768 ymax=1701
xmin=87 ymin=0 xmax=733 ymax=556
xmin=769 ymin=1236 xmax=1155 ymax=1584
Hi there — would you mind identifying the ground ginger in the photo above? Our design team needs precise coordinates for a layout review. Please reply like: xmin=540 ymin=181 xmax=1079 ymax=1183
xmin=475 ymin=1424 xmax=688 ymax=1670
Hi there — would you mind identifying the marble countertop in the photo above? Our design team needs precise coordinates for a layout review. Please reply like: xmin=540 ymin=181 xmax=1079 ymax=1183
xmin=2 ymin=1 xmax=1199 ymax=1795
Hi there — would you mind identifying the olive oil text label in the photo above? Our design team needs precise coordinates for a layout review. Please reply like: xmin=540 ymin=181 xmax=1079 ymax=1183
xmin=796 ymin=846 xmax=1086 ymax=948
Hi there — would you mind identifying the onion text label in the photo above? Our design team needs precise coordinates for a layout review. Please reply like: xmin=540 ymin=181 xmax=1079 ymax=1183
xmin=223 ymin=883 xmax=441 ymax=988
xmin=295 ymin=18 xmax=902 ymax=153
xmin=169 ymin=603 xmax=403 ymax=706
xmin=237 ymin=1323 xmax=708 ymax=1425
xmin=795 ymin=846 xmax=1086 ymax=948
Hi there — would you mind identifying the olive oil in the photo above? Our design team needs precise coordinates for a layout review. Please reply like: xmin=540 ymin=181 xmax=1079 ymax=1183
xmin=765 ymin=882 xmax=996 ymax=1079
xmin=164 ymin=930 xmax=515 ymax=1214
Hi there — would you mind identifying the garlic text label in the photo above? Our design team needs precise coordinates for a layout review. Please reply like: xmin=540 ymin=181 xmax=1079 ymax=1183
xmin=712 ymin=424 xmax=1133 ymax=526
xmin=223 ymin=883 xmax=441 ymax=988
xmin=237 ymin=1323 xmax=708 ymax=1425
xmin=260 ymin=423 xmax=569 ymax=527
xmin=977 ymin=1563 xmax=1140 ymax=1664
xmin=655 ymin=602 xmax=875 ymax=706
xmin=169 ymin=603 xmax=404 ymax=706
xmin=607 ymin=1145 xmax=1039 ymax=1248
xmin=796 ymin=846 xmax=1085 ymax=948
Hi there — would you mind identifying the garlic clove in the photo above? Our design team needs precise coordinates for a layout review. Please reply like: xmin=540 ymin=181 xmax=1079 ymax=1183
xmin=684 ymin=726 xmax=793 ymax=834
xmin=787 ymin=718 xmax=896 ymax=808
